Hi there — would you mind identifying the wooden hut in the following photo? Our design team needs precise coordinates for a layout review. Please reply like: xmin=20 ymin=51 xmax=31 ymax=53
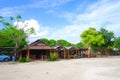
xmin=65 ymin=46 xmax=79 ymax=59
xmin=19 ymin=40 xmax=53 ymax=60
xmin=53 ymin=46 xmax=66 ymax=59
xmin=19 ymin=40 xmax=91 ymax=61
xmin=53 ymin=46 xmax=79 ymax=59
xmin=78 ymin=47 xmax=89 ymax=58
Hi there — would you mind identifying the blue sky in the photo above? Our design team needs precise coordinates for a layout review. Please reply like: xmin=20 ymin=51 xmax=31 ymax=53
xmin=0 ymin=0 xmax=120 ymax=43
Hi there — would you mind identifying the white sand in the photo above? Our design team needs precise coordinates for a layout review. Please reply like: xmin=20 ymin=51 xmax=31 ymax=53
xmin=0 ymin=56 xmax=120 ymax=80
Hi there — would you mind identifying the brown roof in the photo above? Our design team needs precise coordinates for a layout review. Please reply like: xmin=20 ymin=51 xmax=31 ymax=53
xmin=23 ymin=40 xmax=52 ymax=50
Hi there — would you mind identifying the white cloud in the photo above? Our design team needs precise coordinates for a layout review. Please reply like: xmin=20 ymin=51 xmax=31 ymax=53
xmin=10 ymin=0 xmax=120 ymax=44
xmin=14 ymin=19 xmax=39 ymax=32
xmin=14 ymin=19 xmax=49 ymax=43
xmin=59 ymin=0 xmax=120 ymax=42
xmin=47 ymin=0 xmax=120 ymax=43
xmin=0 ymin=7 xmax=22 ymax=16
xmin=20 ymin=0 xmax=120 ymax=43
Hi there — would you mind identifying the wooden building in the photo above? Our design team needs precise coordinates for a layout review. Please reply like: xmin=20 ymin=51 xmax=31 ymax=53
xmin=19 ymin=40 xmax=52 ymax=60
xmin=53 ymin=46 xmax=66 ymax=59
xmin=19 ymin=40 xmax=90 ymax=61
xmin=65 ymin=46 xmax=78 ymax=59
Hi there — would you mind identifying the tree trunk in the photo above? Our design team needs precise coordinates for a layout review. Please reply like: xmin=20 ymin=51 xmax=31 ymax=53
xmin=14 ymin=42 xmax=18 ymax=56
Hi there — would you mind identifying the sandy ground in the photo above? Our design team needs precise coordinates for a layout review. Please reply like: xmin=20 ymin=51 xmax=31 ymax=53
xmin=0 ymin=56 xmax=120 ymax=80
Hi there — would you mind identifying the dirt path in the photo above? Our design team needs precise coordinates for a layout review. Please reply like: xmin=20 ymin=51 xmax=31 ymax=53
xmin=0 ymin=56 xmax=120 ymax=80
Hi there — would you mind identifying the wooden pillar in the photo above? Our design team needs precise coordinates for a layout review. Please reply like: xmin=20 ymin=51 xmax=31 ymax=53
xmin=76 ymin=49 xmax=78 ymax=58
xmin=57 ymin=50 xmax=59 ymax=59
xmin=50 ymin=49 xmax=52 ymax=54
xmin=27 ymin=46 xmax=30 ymax=59
xmin=46 ymin=50 xmax=49 ymax=58
xmin=64 ymin=47 xmax=66 ymax=59
xmin=78 ymin=49 xmax=79 ymax=57
xmin=50 ymin=49 xmax=52 ymax=56
xmin=68 ymin=49 xmax=70 ymax=59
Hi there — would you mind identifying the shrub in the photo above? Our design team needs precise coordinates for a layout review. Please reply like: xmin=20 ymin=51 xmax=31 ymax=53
xmin=19 ymin=57 xmax=31 ymax=63
xmin=48 ymin=52 xmax=58 ymax=61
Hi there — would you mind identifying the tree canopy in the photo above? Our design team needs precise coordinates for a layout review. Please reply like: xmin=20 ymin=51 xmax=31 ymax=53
xmin=40 ymin=38 xmax=72 ymax=47
xmin=114 ymin=37 xmax=120 ymax=50
xmin=40 ymin=38 xmax=56 ymax=47
xmin=56 ymin=39 xmax=72 ymax=47
xmin=0 ymin=26 xmax=27 ymax=48
xmin=75 ymin=42 xmax=84 ymax=48
xmin=80 ymin=27 xmax=105 ymax=50
xmin=99 ymin=27 xmax=115 ymax=49
xmin=0 ymin=15 xmax=35 ymax=56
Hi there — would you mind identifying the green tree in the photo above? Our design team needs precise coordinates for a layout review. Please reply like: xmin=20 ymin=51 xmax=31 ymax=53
xmin=0 ymin=15 xmax=35 ymax=56
xmin=0 ymin=26 xmax=27 ymax=47
xmin=76 ymin=42 xmax=84 ymax=48
xmin=57 ymin=39 xmax=72 ymax=47
xmin=40 ymin=38 xmax=49 ymax=45
xmin=40 ymin=38 xmax=56 ymax=47
xmin=114 ymin=37 xmax=120 ymax=50
xmin=99 ymin=27 xmax=115 ymax=54
xmin=80 ymin=27 xmax=104 ymax=50
xmin=49 ymin=39 xmax=56 ymax=47
xmin=99 ymin=27 xmax=114 ymax=49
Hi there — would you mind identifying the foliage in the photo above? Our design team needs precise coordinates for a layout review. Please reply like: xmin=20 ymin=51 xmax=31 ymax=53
xmin=99 ymin=27 xmax=115 ymax=50
xmin=40 ymin=38 xmax=56 ymax=47
xmin=49 ymin=39 xmax=56 ymax=47
xmin=80 ymin=27 xmax=105 ymax=49
xmin=40 ymin=38 xmax=49 ymax=45
xmin=0 ymin=15 xmax=35 ymax=56
xmin=19 ymin=57 xmax=31 ymax=63
xmin=76 ymin=42 xmax=84 ymax=48
xmin=0 ymin=26 xmax=27 ymax=47
xmin=57 ymin=39 xmax=72 ymax=47
xmin=40 ymin=38 xmax=72 ymax=47
xmin=114 ymin=37 xmax=120 ymax=50
xmin=48 ymin=52 xmax=58 ymax=61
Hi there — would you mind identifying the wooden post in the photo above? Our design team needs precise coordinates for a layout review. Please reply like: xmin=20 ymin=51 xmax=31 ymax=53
xmin=49 ymin=49 xmax=51 ymax=59
xmin=78 ymin=49 xmax=79 ymax=57
xmin=57 ymin=50 xmax=59 ymax=59
xmin=27 ymin=46 xmax=30 ymax=59
xmin=50 ymin=49 xmax=52 ymax=54
xmin=68 ymin=49 xmax=70 ymax=59
xmin=64 ymin=47 xmax=66 ymax=59
xmin=76 ymin=49 xmax=77 ymax=58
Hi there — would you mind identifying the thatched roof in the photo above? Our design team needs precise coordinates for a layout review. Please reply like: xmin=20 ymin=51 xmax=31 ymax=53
xmin=23 ymin=40 xmax=52 ymax=50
